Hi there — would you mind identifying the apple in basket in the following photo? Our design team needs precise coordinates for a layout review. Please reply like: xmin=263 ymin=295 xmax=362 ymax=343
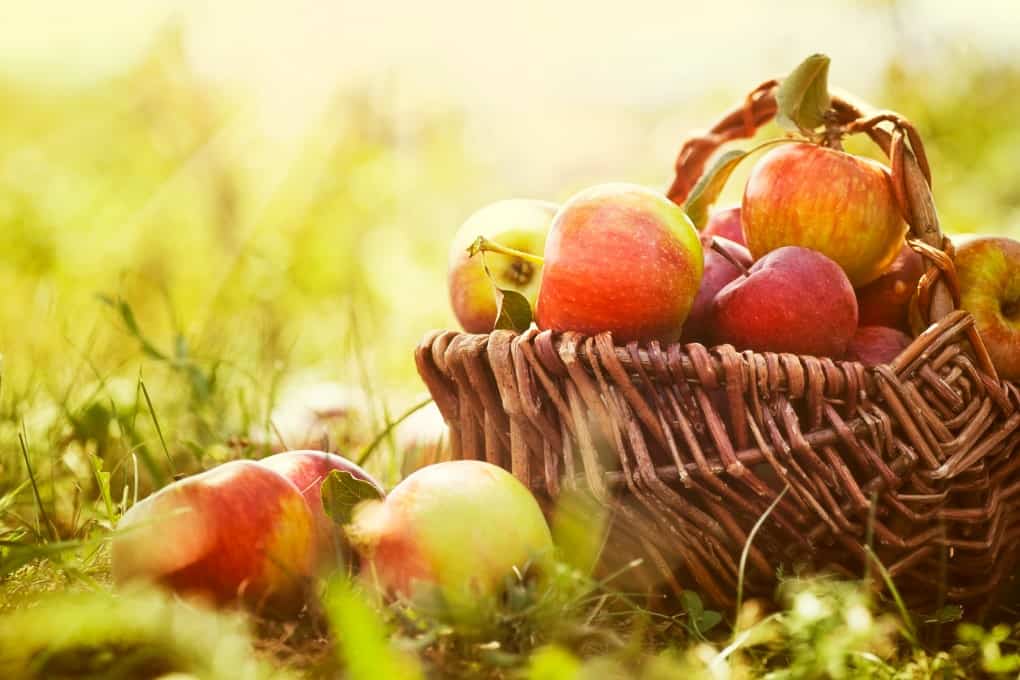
xmin=535 ymin=183 xmax=703 ymax=343
xmin=711 ymin=245 xmax=858 ymax=357
xmin=701 ymin=205 xmax=745 ymax=246
xmin=845 ymin=326 xmax=913 ymax=367
xmin=742 ymin=142 xmax=906 ymax=287
xmin=954 ymin=236 xmax=1020 ymax=381
xmin=112 ymin=460 xmax=316 ymax=614
xmin=448 ymin=199 xmax=558 ymax=333
xmin=855 ymin=243 xmax=925 ymax=332
xmin=259 ymin=450 xmax=384 ymax=569
xmin=681 ymin=236 xmax=752 ymax=344
xmin=347 ymin=460 xmax=552 ymax=623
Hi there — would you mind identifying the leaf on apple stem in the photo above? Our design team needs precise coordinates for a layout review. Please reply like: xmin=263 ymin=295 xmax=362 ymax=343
xmin=322 ymin=470 xmax=385 ymax=527
xmin=684 ymin=139 xmax=792 ymax=229
xmin=776 ymin=53 xmax=832 ymax=134
xmin=493 ymin=288 xmax=533 ymax=333
xmin=683 ymin=149 xmax=749 ymax=230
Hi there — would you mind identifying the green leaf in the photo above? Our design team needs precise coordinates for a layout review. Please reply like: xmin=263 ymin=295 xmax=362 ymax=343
xmin=680 ymin=590 xmax=704 ymax=620
xmin=776 ymin=53 xmax=832 ymax=133
xmin=322 ymin=469 xmax=385 ymax=527
xmin=88 ymin=453 xmax=116 ymax=523
xmin=493 ymin=287 xmax=533 ymax=333
xmin=697 ymin=609 xmax=723 ymax=634
xmin=683 ymin=149 xmax=749 ymax=229
xmin=683 ymin=139 xmax=792 ymax=229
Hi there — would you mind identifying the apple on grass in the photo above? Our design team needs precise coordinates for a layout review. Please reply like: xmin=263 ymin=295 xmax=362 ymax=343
xmin=846 ymin=326 xmax=913 ymax=367
xmin=448 ymin=199 xmax=558 ymax=333
xmin=258 ymin=450 xmax=384 ymax=570
xmin=347 ymin=460 xmax=553 ymax=624
xmin=711 ymin=246 xmax=858 ymax=358
xmin=955 ymin=236 xmax=1020 ymax=381
xmin=855 ymin=244 xmax=924 ymax=332
xmin=535 ymin=183 xmax=703 ymax=343
xmin=112 ymin=460 xmax=315 ymax=615
xmin=742 ymin=142 xmax=906 ymax=287
xmin=681 ymin=236 xmax=752 ymax=344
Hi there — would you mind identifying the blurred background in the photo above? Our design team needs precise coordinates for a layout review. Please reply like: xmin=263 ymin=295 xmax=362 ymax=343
xmin=0 ymin=0 xmax=1018 ymax=493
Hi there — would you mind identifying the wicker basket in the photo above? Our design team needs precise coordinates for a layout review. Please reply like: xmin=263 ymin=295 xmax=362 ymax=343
xmin=415 ymin=81 xmax=1020 ymax=614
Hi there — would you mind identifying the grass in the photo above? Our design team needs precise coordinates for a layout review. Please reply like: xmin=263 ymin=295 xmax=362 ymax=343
xmin=2 ymin=24 xmax=1020 ymax=680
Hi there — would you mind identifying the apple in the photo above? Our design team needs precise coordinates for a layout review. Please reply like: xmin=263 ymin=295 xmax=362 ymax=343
xmin=845 ymin=326 xmax=913 ymax=367
xmin=112 ymin=460 xmax=315 ymax=614
xmin=535 ymin=183 xmax=703 ymax=343
xmin=681 ymin=236 xmax=752 ymax=344
xmin=742 ymin=142 xmax=906 ymax=287
xmin=855 ymin=244 xmax=924 ymax=332
xmin=396 ymin=401 xmax=450 ymax=476
xmin=347 ymin=460 xmax=553 ymax=623
xmin=702 ymin=205 xmax=745 ymax=246
xmin=955 ymin=236 xmax=1020 ymax=381
xmin=448 ymin=199 xmax=557 ymax=333
xmin=258 ymin=450 xmax=384 ymax=568
xmin=253 ymin=381 xmax=368 ymax=453
xmin=711 ymin=246 xmax=858 ymax=357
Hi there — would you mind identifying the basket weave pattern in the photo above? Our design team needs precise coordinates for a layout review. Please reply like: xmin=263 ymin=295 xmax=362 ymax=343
xmin=416 ymin=84 xmax=1020 ymax=610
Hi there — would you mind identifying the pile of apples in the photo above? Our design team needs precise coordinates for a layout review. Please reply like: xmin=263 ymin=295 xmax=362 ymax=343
xmin=112 ymin=453 xmax=552 ymax=621
xmin=448 ymin=102 xmax=1020 ymax=381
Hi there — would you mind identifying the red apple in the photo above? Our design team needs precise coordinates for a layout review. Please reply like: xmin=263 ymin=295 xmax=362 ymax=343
xmin=855 ymin=244 xmax=924 ymax=332
xmin=955 ymin=236 xmax=1020 ymax=380
xmin=711 ymin=246 xmax=858 ymax=357
xmin=845 ymin=326 xmax=913 ymax=367
xmin=448 ymin=199 xmax=557 ymax=333
xmin=681 ymin=236 xmax=752 ymax=344
xmin=702 ymin=205 xmax=745 ymax=246
xmin=535 ymin=183 xmax=703 ymax=343
xmin=742 ymin=142 xmax=906 ymax=287
xmin=348 ymin=460 xmax=553 ymax=622
xmin=258 ymin=450 xmax=384 ymax=568
xmin=112 ymin=460 xmax=315 ymax=614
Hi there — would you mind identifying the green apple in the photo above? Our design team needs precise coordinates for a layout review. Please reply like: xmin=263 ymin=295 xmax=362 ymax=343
xmin=347 ymin=460 xmax=552 ymax=623
xmin=448 ymin=199 xmax=557 ymax=333
xmin=955 ymin=236 xmax=1020 ymax=380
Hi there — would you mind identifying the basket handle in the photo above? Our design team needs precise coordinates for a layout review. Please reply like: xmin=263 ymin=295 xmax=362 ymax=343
xmin=665 ymin=82 xmax=962 ymax=332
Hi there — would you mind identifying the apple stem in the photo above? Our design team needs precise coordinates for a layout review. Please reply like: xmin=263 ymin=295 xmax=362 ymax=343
xmin=468 ymin=236 xmax=545 ymax=266
xmin=709 ymin=237 xmax=750 ymax=278
xmin=821 ymin=111 xmax=845 ymax=151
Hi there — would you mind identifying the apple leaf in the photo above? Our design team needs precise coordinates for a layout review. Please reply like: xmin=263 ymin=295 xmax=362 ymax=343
xmin=493 ymin=287 xmax=533 ymax=333
xmin=322 ymin=470 xmax=384 ymax=527
xmin=776 ymin=53 xmax=831 ymax=134
xmin=683 ymin=149 xmax=749 ymax=230
xmin=683 ymin=139 xmax=792 ymax=229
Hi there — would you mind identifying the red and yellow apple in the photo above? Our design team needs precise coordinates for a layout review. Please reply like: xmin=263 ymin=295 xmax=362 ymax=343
xmin=259 ymin=450 xmax=383 ymax=568
xmin=711 ymin=246 xmax=858 ymax=357
xmin=845 ymin=326 xmax=913 ymax=367
xmin=347 ymin=460 xmax=552 ymax=622
xmin=535 ymin=183 xmax=703 ymax=343
xmin=448 ymin=199 xmax=558 ymax=333
xmin=112 ymin=460 xmax=315 ymax=614
xmin=702 ymin=205 xmax=745 ymax=246
xmin=681 ymin=236 xmax=752 ymax=344
xmin=855 ymin=243 xmax=924 ymax=332
xmin=742 ymin=143 xmax=906 ymax=287
xmin=955 ymin=236 xmax=1020 ymax=380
